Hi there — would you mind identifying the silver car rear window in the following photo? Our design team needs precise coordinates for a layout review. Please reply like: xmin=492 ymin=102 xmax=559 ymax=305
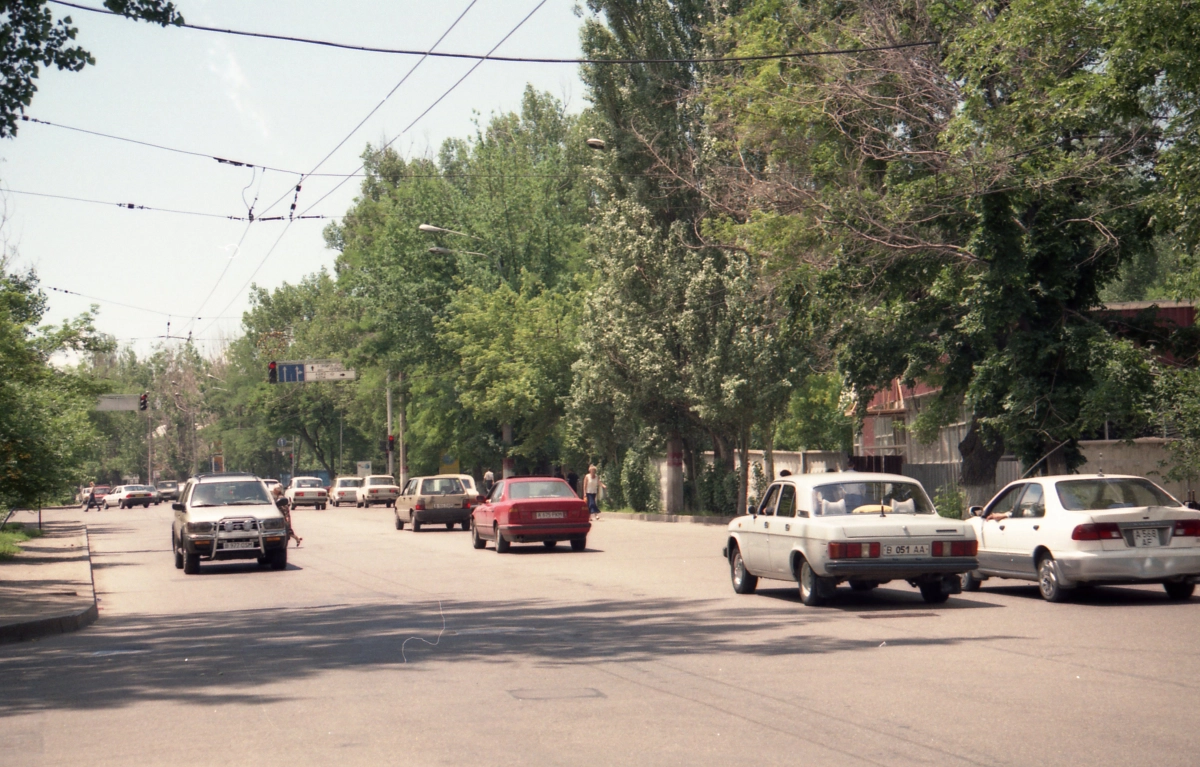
xmin=1056 ymin=478 xmax=1180 ymax=510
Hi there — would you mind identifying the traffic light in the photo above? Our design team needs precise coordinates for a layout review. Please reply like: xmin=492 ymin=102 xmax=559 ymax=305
xmin=138 ymin=393 xmax=148 ymax=411
xmin=268 ymin=361 xmax=277 ymax=384
xmin=387 ymin=434 xmax=395 ymax=452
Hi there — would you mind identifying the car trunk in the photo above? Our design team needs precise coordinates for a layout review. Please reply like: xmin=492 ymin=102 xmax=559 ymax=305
xmin=838 ymin=514 xmax=968 ymax=540
xmin=1082 ymin=506 xmax=1198 ymax=551
xmin=511 ymin=498 xmax=589 ymax=523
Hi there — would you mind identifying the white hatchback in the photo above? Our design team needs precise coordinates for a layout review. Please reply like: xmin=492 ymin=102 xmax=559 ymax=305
xmin=963 ymin=474 xmax=1200 ymax=601
xmin=724 ymin=472 xmax=978 ymax=606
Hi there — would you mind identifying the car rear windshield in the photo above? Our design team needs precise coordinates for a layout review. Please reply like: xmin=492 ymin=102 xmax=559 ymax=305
xmin=812 ymin=481 xmax=934 ymax=515
xmin=191 ymin=481 xmax=271 ymax=506
xmin=508 ymin=480 xmax=576 ymax=500
xmin=295 ymin=478 xmax=323 ymax=488
xmin=1056 ymin=478 xmax=1180 ymax=510
xmin=421 ymin=478 xmax=463 ymax=495
xmin=157 ymin=482 xmax=177 ymax=489
xmin=368 ymin=477 xmax=394 ymax=486
xmin=339 ymin=478 xmax=363 ymax=487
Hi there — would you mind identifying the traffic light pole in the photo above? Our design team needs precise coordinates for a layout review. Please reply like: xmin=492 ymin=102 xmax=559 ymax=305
xmin=386 ymin=371 xmax=394 ymax=477
xmin=147 ymin=404 xmax=153 ymax=486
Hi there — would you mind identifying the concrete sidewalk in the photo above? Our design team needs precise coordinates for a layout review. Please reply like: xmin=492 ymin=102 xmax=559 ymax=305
xmin=0 ymin=516 xmax=98 ymax=644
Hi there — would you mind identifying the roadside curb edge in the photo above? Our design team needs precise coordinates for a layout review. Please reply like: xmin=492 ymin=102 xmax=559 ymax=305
xmin=0 ymin=524 xmax=99 ymax=645
xmin=606 ymin=512 xmax=735 ymax=526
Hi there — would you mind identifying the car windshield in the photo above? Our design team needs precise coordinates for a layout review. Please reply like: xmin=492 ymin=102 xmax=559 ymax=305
xmin=295 ymin=478 xmax=323 ymax=488
xmin=158 ymin=482 xmax=177 ymax=489
xmin=190 ymin=481 xmax=271 ymax=507
xmin=421 ymin=478 xmax=463 ymax=495
xmin=339 ymin=478 xmax=363 ymax=488
xmin=508 ymin=480 xmax=576 ymax=500
xmin=812 ymin=481 xmax=933 ymax=515
xmin=1056 ymin=478 xmax=1180 ymax=510
xmin=368 ymin=477 xmax=394 ymax=486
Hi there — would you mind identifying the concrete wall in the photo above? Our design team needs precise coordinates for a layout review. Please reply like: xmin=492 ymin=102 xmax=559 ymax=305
xmin=1077 ymin=439 xmax=1195 ymax=502
xmin=650 ymin=450 xmax=849 ymax=511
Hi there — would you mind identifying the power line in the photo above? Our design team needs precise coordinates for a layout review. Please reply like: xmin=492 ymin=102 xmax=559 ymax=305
xmin=45 ymin=285 xmax=239 ymax=320
xmin=48 ymin=0 xmax=938 ymax=65
xmin=4 ymin=187 xmax=332 ymax=222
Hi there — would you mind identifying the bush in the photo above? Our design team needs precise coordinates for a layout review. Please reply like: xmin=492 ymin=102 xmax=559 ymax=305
xmin=933 ymin=484 xmax=966 ymax=519
xmin=697 ymin=461 xmax=739 ymax=516
xmin=621 ymin=449 xmax=659 ymax=512
xmin=0 ymin=523 xmax=44 ymax=560
xmin=600 ymin=462 xmax=624 ymax=510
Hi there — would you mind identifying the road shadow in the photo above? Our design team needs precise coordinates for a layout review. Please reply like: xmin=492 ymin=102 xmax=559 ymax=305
xmin=753 ymin=585 xmax=1004 ymax=611
xmin=0 ymin=595 xmax=1020 ymax=716
xmin=979 ymin=582 xmax=1198 ymax=607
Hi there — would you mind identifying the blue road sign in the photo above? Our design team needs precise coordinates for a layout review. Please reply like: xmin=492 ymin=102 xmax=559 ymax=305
xmin=278 ymin=362 xmax=305 ymax=383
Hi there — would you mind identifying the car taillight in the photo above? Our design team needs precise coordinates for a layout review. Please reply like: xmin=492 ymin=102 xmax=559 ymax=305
xmin=462 ymin=498 xmax=471 ymax=509
xmin=1173 ymin=519 xmax=1200 ymax=537
xmin=828 ymin=542 xmax=880 ymax=559
xmin=1071 ymin=523 xmax=1122 ymax=541
xmin=414 ymin=499 xmax=425 ymax=510
xmin=370 ymin=488 xmax=378 ymax=494
xmin=932 ymin=540 xmax=977 ymax=557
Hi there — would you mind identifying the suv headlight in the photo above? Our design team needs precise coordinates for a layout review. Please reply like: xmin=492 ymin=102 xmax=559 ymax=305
xmin=261 ymin=518 xmax=286 ymax=531
xmin=185 ymin=522 xmax=214 ymax=534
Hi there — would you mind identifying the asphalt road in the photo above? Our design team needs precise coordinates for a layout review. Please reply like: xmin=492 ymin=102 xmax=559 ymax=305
xmin=2 ymin=504 xmax=1198 ymax=766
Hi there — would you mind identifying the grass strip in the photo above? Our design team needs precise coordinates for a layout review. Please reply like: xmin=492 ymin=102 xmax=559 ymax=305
xmin=0 ymin=524 xmax=46 ymax=560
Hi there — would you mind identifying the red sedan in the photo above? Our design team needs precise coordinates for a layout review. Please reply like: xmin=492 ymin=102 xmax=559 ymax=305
xmin=471 ymin=477 xmax=591 ymax=552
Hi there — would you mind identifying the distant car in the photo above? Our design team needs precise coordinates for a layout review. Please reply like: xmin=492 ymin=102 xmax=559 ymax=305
xmin=285 ymin=477 xmax=327 ymax=509
xmin=171 ymin=473 xmax=289 ymax=574
xmin=356 ymin=475 xmax=400 ymax=508
xmin=454 ymin=474 xmax=484 ymax=503
xmin=104 ymin=485 xmax=157 ymax=509
xmin=156 ymin=480 xmax=181 ymax=501
xmin=262 ymin=478 xmax=281 ymax=495
xmin=723 ymin=472 xmax=977 ymax=606
xmin=83 ymin=485 xmax=110 ymax=510
xmin=330 ymin=476 xmax=363 ymax=507
xmin=395 ymin=475 xmax=471 ymax=531
xmin=962 ymin=474 xmax=1200 ymax=601
xmin=471 ymin=477 xmax=591 ymax=552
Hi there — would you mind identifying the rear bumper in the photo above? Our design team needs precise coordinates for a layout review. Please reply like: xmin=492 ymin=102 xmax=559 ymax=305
xmin=1055 ymin=549 xmax=1200 ymax=584
xmin=500 ymin=522 xmax=591 ymax=543
xmin=290 ymin=497 xmax=326 ymax=506
xmin=820 ymin=558 xmax=978 ymax=579
xmin=414 ymin=508 xmax=470 ymax=524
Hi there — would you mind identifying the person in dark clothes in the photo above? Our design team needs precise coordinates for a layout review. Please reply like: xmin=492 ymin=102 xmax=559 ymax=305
xmin=567 ymin=468 xmax=579 ymax=496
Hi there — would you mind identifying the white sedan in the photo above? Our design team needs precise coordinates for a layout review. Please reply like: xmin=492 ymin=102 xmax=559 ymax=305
xmin=724 ymin=472 xmax=978 ymax=606
xmin=104 ymin=485 xmax=157 ymax=509
xmin=356 ymin=475 xmax=400 ymax=507
xmin=285 ymin=477 xmax=328 ymax=509
xmin=962 ymin=474 xmax=1200 ymax=601
xmin=330 ymin=476 xmax=363 ymax=507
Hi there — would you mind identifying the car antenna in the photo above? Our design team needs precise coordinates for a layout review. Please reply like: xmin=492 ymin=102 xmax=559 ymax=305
xmin=1096 ymin=452 xmax=1104 ymax=477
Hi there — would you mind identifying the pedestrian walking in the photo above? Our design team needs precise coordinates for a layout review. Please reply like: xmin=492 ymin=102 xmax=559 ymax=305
xmin=483 ymin=469 xmax=495 ymax=496
xmin=583 ymin=465 xmax=605 ymax=518
xmin=272 ymin=484 xmax=301 ymax=547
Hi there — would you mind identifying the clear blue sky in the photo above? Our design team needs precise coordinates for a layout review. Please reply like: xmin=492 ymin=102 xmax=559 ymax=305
xmin=3 ymin=0 xmax=588 ymax=357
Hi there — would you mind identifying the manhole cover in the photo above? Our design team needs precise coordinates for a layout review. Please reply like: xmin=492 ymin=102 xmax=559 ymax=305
xmin=508 ymin=688 xmax=605 ymax=701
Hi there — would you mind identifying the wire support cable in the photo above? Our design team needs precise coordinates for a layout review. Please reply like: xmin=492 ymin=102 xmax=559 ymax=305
xmin=4 ymin=187 xmax=331 ymax=222
xmin=45 ymin=285 xmax=238 ymax=320
xmin=48 ymin=1 xmax=937 ymax=64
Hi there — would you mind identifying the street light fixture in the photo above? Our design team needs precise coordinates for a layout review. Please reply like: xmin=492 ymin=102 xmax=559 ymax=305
xmin=586 ymin=138 xmax=607 ymax=150
xmin=418 ymin=223 xmax=480 ymax=240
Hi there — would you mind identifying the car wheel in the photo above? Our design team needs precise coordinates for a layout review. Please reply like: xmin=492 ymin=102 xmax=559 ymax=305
xmin=256 ymin=556 xmax=268 ymax=566
xmin=461 ymin=520 xmax=470 ymax=531
xmin=173 ymin=535 xmax=183 ymax=570
xmin=446 ymin=522 xmax=455 ymax=530
xmin=570 ymin=537 xmax=586 ymax=552
xmin=395 ymin=514 xmax=404 ymax=530
xmin=412 ymin=519 xmax=422 ymax=532
xmin=183 ymin=552 xmax=200 ymax=575
xmin=543 ymin=540 xmax=558 ymax=549
xmin=919 ymin=582 xmax=950 ymax=604
xmin=1037 ymin=554 xmax=1071 ymax=602
xmin=269 ymin=548 xmax=288 ymax=571
xmin=730 ymin=545 xmax=757 ymax=595
xmin=1164 ymin=580 xmax=1195 ymax=600
xmin=471 ymin=520 xmax=486 ymax=549
xmin=960 ymin=570 xmax=983 ymax=592
xmin=848 ymin=580 xmax=878 ymax=592
xmin=797 ymin=560 xmax=832 ymax=607
xmin=495 ymin=526 xmax=510 ymax=553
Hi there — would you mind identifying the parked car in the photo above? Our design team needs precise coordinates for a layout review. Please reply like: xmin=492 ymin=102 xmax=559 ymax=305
xmin=357 ymin=475 xmax=400 ymax=508
xmin=395 ymin=475 xmax=471 ymax=531
xmin=285 ymin=477 xmax=328 ymax=509
xmin=104 ymin=485 xmax=157 ymax=509
xmin=156 ymin=480 xmax=181 ymax=501
xmin=471 ymin=477 xmax=591 ymax=552
xmin=723 ymin=472 xmax=977 ymax=606
xmin=331 ymin=476 xmax=363 ymax=507
xmin=962 ymin=474 xmax=1200 ymax=601
xmin=170 ymin=473 xmax=289 ymax=574
xmin=83 ymin=485 xmax=110 ymax=510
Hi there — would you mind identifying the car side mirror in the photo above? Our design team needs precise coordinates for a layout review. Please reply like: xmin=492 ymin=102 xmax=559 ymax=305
xmin=276 ymin=498 xmax=290 ymax=511
xmin=171 ymin=502 xmax=185 ymax=512
xmin=968 ymin=505 xmax=984 ymax=517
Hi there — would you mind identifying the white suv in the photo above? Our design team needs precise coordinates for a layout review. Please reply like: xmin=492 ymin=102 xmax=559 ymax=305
xmin=171 ymin=473 xmax=290 ymax=574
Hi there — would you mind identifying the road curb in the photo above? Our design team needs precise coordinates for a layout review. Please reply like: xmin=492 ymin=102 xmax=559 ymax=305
xmin=0 ymin=525 xmax=99 ymax=645
xmin=605 ymin=512 xmax=735 ymax=526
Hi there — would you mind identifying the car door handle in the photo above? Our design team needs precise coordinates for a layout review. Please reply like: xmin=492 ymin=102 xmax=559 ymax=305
xmin=998 ymin=525 xmax=1005 ymax=530
xmin=1033 ymin=525 xmax=1039 ymax=531
xmin=784 ymin=524 xmax=791 ymax=532
xmin=763 ymin=521 xmax=769 ymax=529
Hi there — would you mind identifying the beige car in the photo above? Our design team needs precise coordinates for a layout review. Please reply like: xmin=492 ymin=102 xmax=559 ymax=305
xmin=395 ymin=475 xmax=472 ymax=532
xmin=356 ymin=475 xmax=400 ymax=508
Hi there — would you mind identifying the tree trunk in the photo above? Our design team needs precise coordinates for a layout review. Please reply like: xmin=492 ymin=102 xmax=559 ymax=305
xmin=737 ymin=427 xmax=750 ymax=516
xmin=958 ymin=415 xmax=1004 ymax=506
xmin=298 ymin=425 xmax=333 ymax=477
xmin=763 ymin=422 xmax=775 ymax=482
xmin=664 ymin=435 xmax=684 ymax=514
xmin=682 ymin=437 xmax=698 ymax=512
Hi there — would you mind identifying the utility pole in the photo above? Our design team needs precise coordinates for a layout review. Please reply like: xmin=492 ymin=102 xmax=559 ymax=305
xmin=386 ymin=371 xmax=394 ymax=477
xmin=147 ymin=404 xmax=153 ymax=486
xmin=502 ymin=423 xmax=514 ymax=478
xmin=397 ymin=371 xmax=407 ymax=488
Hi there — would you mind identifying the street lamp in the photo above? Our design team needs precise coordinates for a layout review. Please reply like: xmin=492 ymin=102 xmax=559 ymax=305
xmin=418 ymin=223 xmax=481 ymax=240
xmin=586 ymin=138 xmax=606 ymax=150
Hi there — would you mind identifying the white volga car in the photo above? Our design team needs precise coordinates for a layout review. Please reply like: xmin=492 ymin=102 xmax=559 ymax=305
xmin=724 ymin=472 xmax=978 ymax=606
xmin=330 ymin=476 xmax=363 ymax=507
xmin=285 ymin=477 xmax=328 ymax=509
xmin=963 ymin=474 xmax=1200 ymax=601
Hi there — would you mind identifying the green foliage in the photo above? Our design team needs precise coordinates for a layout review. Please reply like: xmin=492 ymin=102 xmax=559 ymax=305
xmin=774 ymin=373 xmax=854 ymax=453
xmin=932 ymin=484 xmax=966 ymax=520
xmin=620 ymin=447 xmax=658 ymax=513
xmin=0 ymin=523 xmax=44 ymax=560
xmin=696 ymin=461 xmax=739 ymax=516
xmin=1157 ymin=369 xmax=1200 ymax=483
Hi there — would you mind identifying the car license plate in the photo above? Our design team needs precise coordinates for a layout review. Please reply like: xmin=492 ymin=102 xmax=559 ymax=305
xmin=883 ymin=544 xmax=928 ymax=556
xmin=1132 ymin=528 xmax=1161 ymax=547
xmin=224 ymin=540 xmax=254 ymax=549
xmin=535 ymin=511 xmax=564 ymax=520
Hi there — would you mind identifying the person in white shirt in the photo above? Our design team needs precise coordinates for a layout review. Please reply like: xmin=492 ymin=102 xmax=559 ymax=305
xmin=583 ymin=465 xmax=606 ymax=517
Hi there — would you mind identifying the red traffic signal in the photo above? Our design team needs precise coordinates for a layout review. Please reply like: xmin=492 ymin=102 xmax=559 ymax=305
xmin=138 ymin=393 xmax=148 ymax=411
xmin=268 ymin=361 xmax=277 ymax=384
xmin=387 ymin=434 xmax=395 ymax=452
